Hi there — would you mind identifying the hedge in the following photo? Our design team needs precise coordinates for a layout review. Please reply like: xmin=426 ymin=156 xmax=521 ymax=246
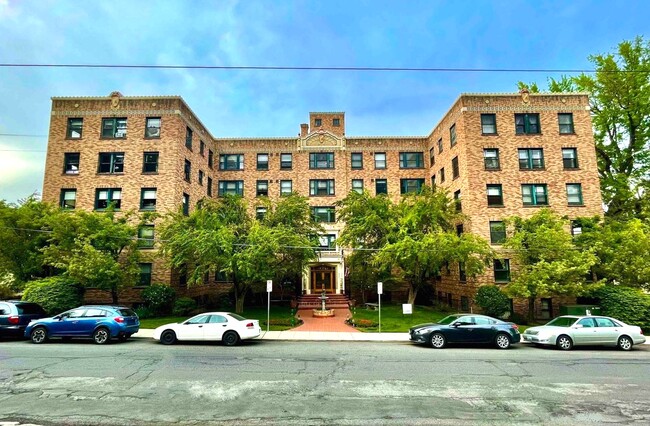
xmin=22 ymin=276 xmax=84 ymax=315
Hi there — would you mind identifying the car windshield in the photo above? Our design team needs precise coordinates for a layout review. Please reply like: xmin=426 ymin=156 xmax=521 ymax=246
xmin=437 ymin=315 xmax=462 ymax=325
xmin=227 ymin=313 xmax=246 ymax=321
xmin=545 ymin=317 xmax=578 ymax=327
xmin=16 ymin=303 xmax=46 ymax=315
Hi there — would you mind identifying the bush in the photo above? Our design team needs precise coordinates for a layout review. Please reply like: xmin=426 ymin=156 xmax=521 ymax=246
xmin=173 ymin=297 xmax=197 ymax=316
xmin=508 ymin=312 xmax=529 ymax=326
xmin=134 ymin=306 xmax=156 ymax=319
xmin=474 ymin=285 xmax=510 ymax=318
xmin=593 ymin=285 xmax=650 ymax=329
xmin=354 ymin=319 xmax=379 ymax=328
xmin=141 ymin=284 xmax=176 ymax=315
xmin=22 ymin=276 xmax=84 ymax=315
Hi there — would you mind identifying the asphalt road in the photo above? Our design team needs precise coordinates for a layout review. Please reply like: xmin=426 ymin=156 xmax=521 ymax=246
xmin=1 ymin=338 xmax=649 ymax=425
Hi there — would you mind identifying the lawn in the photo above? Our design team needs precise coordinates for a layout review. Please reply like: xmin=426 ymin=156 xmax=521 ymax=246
xmin=350 ymin=304 xmax=450 ymax=332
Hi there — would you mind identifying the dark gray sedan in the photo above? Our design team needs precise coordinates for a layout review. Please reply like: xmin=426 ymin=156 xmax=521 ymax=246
xmin=409 ymin=313 xmax=521 ymax=349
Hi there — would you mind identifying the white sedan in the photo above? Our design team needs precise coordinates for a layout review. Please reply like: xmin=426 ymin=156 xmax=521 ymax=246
xmin=522 ymin=315 xmax=646 ymax=350
xmin=153 ymin=312 xmax=261 ymax=346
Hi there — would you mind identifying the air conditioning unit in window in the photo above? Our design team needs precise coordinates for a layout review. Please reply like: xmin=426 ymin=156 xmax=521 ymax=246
xmin=115 ymin=130 xmax=126 ymax=138
xmin=148 ymin=127 xmax=160 ymax=137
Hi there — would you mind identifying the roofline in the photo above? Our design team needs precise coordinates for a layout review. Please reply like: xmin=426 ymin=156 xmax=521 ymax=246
xmin=51 ymin=95 xmax=183 ymax=101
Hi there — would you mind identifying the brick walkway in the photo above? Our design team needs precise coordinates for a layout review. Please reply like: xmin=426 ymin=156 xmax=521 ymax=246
xmin=292 ymin=308 xmax=360 ymax=332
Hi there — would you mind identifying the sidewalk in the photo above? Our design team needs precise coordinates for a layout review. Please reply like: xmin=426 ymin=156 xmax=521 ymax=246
xmin=132 ymin=328 xmax=410 ymax=342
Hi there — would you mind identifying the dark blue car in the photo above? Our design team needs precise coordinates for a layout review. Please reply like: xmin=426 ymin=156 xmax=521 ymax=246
xmin=24 ymin=305 xmax=139 ymax=344
xmin=409 ymin=313 xmax=521 ymax=349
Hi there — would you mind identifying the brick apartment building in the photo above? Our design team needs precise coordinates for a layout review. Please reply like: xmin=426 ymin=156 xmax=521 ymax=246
xmin=42 ymin=91 xmax=602 ymax=316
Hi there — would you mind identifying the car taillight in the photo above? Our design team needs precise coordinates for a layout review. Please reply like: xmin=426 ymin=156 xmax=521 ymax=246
xmin=8 ymin=315 xmax=20 ymax=325
xmin=246 ymin=322 xmax=254 ymax=329
xmin=114 ymin=316 xmax=125 ymax=323
xmin=510 ymin=323 xmax=519 ymax=330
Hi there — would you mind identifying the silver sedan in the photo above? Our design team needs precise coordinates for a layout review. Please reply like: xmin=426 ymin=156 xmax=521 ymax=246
xmin=522 ymin=315 xmax=646 ymax=351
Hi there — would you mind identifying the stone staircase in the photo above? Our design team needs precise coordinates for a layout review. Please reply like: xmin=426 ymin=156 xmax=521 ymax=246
xmin=297 ymin=294 xmax=351 ymax=310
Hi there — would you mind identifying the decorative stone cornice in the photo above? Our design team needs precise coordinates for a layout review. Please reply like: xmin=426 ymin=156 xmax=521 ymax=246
xmin=298 ymin=129 xmax=346 ymax=151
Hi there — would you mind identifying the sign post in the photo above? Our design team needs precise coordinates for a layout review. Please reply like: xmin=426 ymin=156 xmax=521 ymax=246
xmin=266 ymin=280 xmax=272 ymax=332
xmin=377 ymin=282 xmax=383 ymax=333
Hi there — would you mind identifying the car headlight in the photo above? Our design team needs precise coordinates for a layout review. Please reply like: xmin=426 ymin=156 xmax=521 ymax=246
xmin=414 ymin=328 xmax=427 ymax=334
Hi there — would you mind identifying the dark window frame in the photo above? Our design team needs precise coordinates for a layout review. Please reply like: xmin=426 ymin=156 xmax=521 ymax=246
xmin=311 ymin=206 xmax=336 ymax=223
xmin=351 ymin=152 xmax=363 ymax=169
xmin=145 ymin=117 xmax=161 ymax=138
xmin=309 ymin=152 xmax=335 ymax=169
xmin=483 ymin=148 xmax=500 ymax=170
xmin=64 ymin=152 xmax=80 ymax=174
xmin=67 ymin=118 xmax=83 ymax=139
xmin=185 ymin=127 xmax=193 ymax=150
xmin=558 ymin=113 xmax=575 ymax=134
xmin=494 ymin=259 xmax=511 ymax=283
xmin=452 ymin=156 xmax=460 ymax=179
xmin=98 ymin=152 xmax=124 ymax=174
xmin=518 ymin=148 xmax=545 ymax=170
xmin=487 ymin=184 xmax=503 ymax=206
xmin=280 ymin=153 xmax=293 ymax=170
xmin=521 ymin=184 xmax=548 ymax=206
xmin=256 ymin=180 xmax=269 ymax=197
xmin=352 ymin=179 xmax=364 ymax=194
xmin=562 ymin=148 xmax=579 ymax=169
xmin=101 ymin=117 xmax=127 ymax=139
xmin=280 ymin=180 xmax=292 ymax=195
xmin=60 ymin=188 xmax=77 ymax=210
xmin=94 ymin=188 xmax=122 ymax=210
xmin=515 ymin=113 xmax=540 ymax=135
xmin=566 ymin=183 xmax=583 ymax=206
xmin=309 ymin=179 xmax=335 ymax=196
xmin=257 ymin=153 xmax=269 ymax=170
xmin=489 ymin=221 xmax=506 ymax=244
xmin=449 ymin=124 xmax=457 ymax=147
xmin=142 ymin=151 xmax=159 ymax=173
xmin=138 ymin=263 xmax=153 ymax=287
xmin=219 ymin=154 xmax=244 ymax=171
xmin=140 ymin=188 xmax=157 ymax=211
xmin=399 ymin=152 xmax=425 ymax=169
xmin=184 ymin=159 xmax=191 ymax=182
xmin=400 ymin=178 xmax=425 ymax=194
xmin=481 ymin=114 xmax=497 ymax=135
xmin=374 ymin=152 xmax=386 ymax=169
xmin=138 ymin=225 xmax=155 ymax=249
xmin=218 ymin=180 xmax=244 ymax=197
xmin=375 ymin=179 xmax=387 ymax=195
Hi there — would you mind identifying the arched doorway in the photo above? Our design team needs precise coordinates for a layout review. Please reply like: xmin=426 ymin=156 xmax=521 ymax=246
xmin=311 ymin=265 xmax=336 ymax=293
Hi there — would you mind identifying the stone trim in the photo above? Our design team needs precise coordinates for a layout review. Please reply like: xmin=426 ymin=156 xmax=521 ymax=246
xmin=465 ymin=105 xmax=590 ymax=112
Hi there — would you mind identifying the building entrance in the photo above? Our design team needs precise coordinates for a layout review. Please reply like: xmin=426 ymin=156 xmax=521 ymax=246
xmin=311 ymin=265 xmax=335 ymax=293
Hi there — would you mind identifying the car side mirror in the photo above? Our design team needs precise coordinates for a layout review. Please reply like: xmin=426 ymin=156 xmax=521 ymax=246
xmin=452 ymin=322 xmax=460 ymax=327
xmin=53 ymin=315 xmax=61 ymax=320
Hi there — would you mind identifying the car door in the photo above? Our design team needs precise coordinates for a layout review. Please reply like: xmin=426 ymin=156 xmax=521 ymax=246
xmin=204 ymin=314 xmax=228 ymax=341
xmin=52 ymin=309 xmax=86 ymax=336
xmin=78 ymin=308 xmax=107 ymax=336
xmin=572 ymin=317 xmax=598 ymax=344
xmin=179 ymin=314 xmax=210 ymax=340
xmin=444 ymin=315 xmax=475 ymax=343
xmin=593 ymin=317 xmax=620 ymax=344
xmin=470 ymin=316 xmax=496 ymax=343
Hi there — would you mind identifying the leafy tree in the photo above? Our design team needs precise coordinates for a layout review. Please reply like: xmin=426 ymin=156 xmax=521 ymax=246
xmin=22 ymin=276 xmax=84 ymax=315
xmin=474 ymin=285 xmax=510 ymax=318
xmin=591 ymin=285 xmax=650 ymax=329
xmin=503 ymin=209 xmax=600 ymax=322
xmin=42 ymin=209 xmax=141 ymax=304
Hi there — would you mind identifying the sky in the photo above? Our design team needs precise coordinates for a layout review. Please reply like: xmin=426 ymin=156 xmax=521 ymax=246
xmin=0 ymin=0 xmax=648 ymax=203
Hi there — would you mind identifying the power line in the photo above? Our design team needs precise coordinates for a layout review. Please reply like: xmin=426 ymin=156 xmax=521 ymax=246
xmin=1 ymin=63 xmax=647 ymax=73
xmin=0 ymin=133 xmax=47 ymax=138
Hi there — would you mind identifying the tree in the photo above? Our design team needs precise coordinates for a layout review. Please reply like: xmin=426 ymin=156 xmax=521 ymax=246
xmin=503 ymin=209 xmax=600 ymax=322
xmin=474 ymin=285 xmax=510 ymax=318
xmin=42 ymin=209 xmax=141 ymax=304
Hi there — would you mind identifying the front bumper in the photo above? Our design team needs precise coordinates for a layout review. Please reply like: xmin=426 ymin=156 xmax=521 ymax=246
xmin=522 ymin=334 xmax=552 ymax=345
xmin=409 ymin=331 xmax=428 ymax=344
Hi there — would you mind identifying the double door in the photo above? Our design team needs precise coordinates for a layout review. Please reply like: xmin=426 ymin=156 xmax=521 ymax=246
xmin=311 ymin=266 xmax=335 ymax=293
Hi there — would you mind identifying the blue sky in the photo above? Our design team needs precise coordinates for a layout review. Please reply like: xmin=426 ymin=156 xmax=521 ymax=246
xmin=0 ymin=0 xmax=648 ymax=203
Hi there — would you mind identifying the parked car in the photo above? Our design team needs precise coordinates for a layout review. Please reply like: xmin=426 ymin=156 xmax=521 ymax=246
xmin=0 ymin=301 xmax=47 ymax=339
xmin=24 ymin=305 xmax=140 ymax=344
xmin=153 ymin=312 xmax=261 ymax=346
xmin=522 ymin=315 xmax=646 ymax=351
xmin=409 ymin=313 xmax=521 ymax=349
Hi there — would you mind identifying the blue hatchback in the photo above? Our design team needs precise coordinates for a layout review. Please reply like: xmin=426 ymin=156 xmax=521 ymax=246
xmin=25 ymin=305 xmax=140 ymax=344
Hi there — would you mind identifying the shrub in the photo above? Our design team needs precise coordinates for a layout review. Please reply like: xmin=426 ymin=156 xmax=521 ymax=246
xmin=355 ymin=319 xmax=379 ymax=328
xmin=134 ymin=306 xmax=156 ymax=319
xmin=593 ymin=285 xmax=650 ymax=329
xmin=22 ymin=276 xmax=84 ymax=315
xmin=173 ymin=297 xmax=197 ymax=316
xmin=141 ymin=284 xmax=176 ymax=315
xmin=474 ymin=285 xmax=510 ymax=318
xmin=508 ymin=312 xmax=529 ymax=326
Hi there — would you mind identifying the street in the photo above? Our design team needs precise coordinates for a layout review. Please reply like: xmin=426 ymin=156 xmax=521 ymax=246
xmin=1 ymin=338 xmax=649 ymax=425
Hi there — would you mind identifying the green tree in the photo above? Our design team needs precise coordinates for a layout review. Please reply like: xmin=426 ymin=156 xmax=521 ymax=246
xmin=42 ymin=209 xmax=141 ymax=303
xmin=474 ymin=285 xmax=510 ymax=318
xmin=503 ymin=209 xmax=600 ymax=322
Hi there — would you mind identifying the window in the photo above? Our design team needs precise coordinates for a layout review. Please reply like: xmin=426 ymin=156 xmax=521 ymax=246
xmin=219 ymin=154 xmax=244 ymax=170
xmin=319 ymin=234 xmax=337 ymax=249
xmin=452 ymin=156 xmax=459 ymax=179
xmin=494 ymin=259 xmax=510 ymax=283
xmin=145 ymin=117 xmax=161 ymax=138
xmin=595 ymin=317 xmax=617 ymax=328
xmin=522 ymin=184 xmax=548 ymax=206
xmin=198 ymin=170 xmax=204 ymax=186
xmin=352 ymin=179 xmax=363 ymax=194
xmin=440 ymin=167 xmax=445 ymax=183
xmin=351 ymin=153 xmax=363 ymax=169
xmin=185 ymin=127 xmax=193 ymax=149
xmin=67 ymin=118 xmax=83 ymax=139
xmin=456 ymin=224 xmax=463 ymax=236
xmin=562 ymin=148 xmax=578 ymax=169
xmin=399 ymin=152 xmax=424 ymax=169
xmin=374 ymin=152 xmax=386 ymax=169
xmin=280 ymin=180 xmax=292 ymax=195
xmin=558 ymin=113 xmax=574 ymax=134
xmin=483 ymin=148 xmax=500 ymax=170
xmin=101 ymin=118 xmax=127 ymax=138
xmin=515 ymin=113 xmax=540 ymax=134
xmin=95 ymin=188 xmax=121 ymax=210
xmin=256 ymin=207 xmax=267 ymax=220
xmin=437 ymin=138 xmax=443 ymax=154
xmin=138 ymin=263 xmax=152 ymax=286
xmin=199 ymin=140 xmax=205 ymax=156
xmin=218 ymin=180 xmax=244 ymax=197
xmin=310 ymin=179 xmax=335 ymax=196
xmin=430 ymin=175 xmax=435 ymax=186
xmin=312 ymin=207 xmax=335 ymax=223
xmin=540 ymin=298 xmax=553 ymax=319
xmin=256 ymin=180 xmax=269 ymax=197
xmin=490 ymin=221 xmax=506 ymax=244
xmin=571 ymin=220 xmax=582 ymax=237
xmin=454 ymin=190 xmax=461 ymax=212
xmin=142 ymin=152 xmax=158 ymax=173
xmin=208 ymin=150 xmax=214 ymax=168
xmin=182 ymin=193 xmax=189 ymax=215
xmin=459 ymin=264 xmax=467 ymax=283
xmin=333 ymin=118 xmax=340 ymax=127
xmin=64 ymin=153 xmax=80 ymax=174
xmin=310 ymin=152 xmax=334 ymax=169
xmin=140 ymin=188 xmax=157 ymax=210
xmin=449 ymin=124 xmax=457 ymax=147
xmin=184 ymin=159 xmax=191 ymax=181
xmin=429 ymin=148 xmax=435 ymax=166
xmin=207 ymin=177 xmax=213 ymax=197
xmin=375 ymin=179 xmax=387 ymax=195
xmin=518 ymin=148 xmax=544 ymax=169
xmin=280 ymin=153 xmax=293 ymax=169
xmin=400 ymin=178 xmax=425 ymax=194
xmin=60 ymin=189 xmax=76 ymax=209
xmin=315 ymin=118 xmax=322 ymax=127
xmin=566 ymin=183 xmax=583 ymax=206
xmin=138 ymin=225 xmax=155 ymax=249
xmin=257 ymin=153 xmax=269 ymax=170
xmin=481 ymin=114 xmax=496 ymax=134
xmin=98 ymin=152 xmax=124 ymax=174
xmin=487 ymin=184 xmax=503 ymax=206
xmin=214 ymin=271 xmax=228 ymax=282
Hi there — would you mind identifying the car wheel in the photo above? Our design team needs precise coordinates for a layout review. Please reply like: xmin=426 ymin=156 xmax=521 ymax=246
xmin=495 ymin=333 xmax=511 ymax=349
xmin=160 ymin=330 xmax=176 ymax=345
xmin=93 ymin=327 xmax=110 ymax=345
xmin=222 ymin=331 xmax=240 ymax=346
xmin=617 ymin=335 xmax=633 ymax=351
xmin=429 ymin=332 xmax=446 ymax=349
xmin=556 ymin=335 xmax=573 ymax=351
xmin=30 ymin=327 xmax=48 ymax=344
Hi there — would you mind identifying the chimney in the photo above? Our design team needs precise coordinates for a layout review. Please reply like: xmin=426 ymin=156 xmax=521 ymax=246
xmin=300 ymin=123 xmax=309 ymax=137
